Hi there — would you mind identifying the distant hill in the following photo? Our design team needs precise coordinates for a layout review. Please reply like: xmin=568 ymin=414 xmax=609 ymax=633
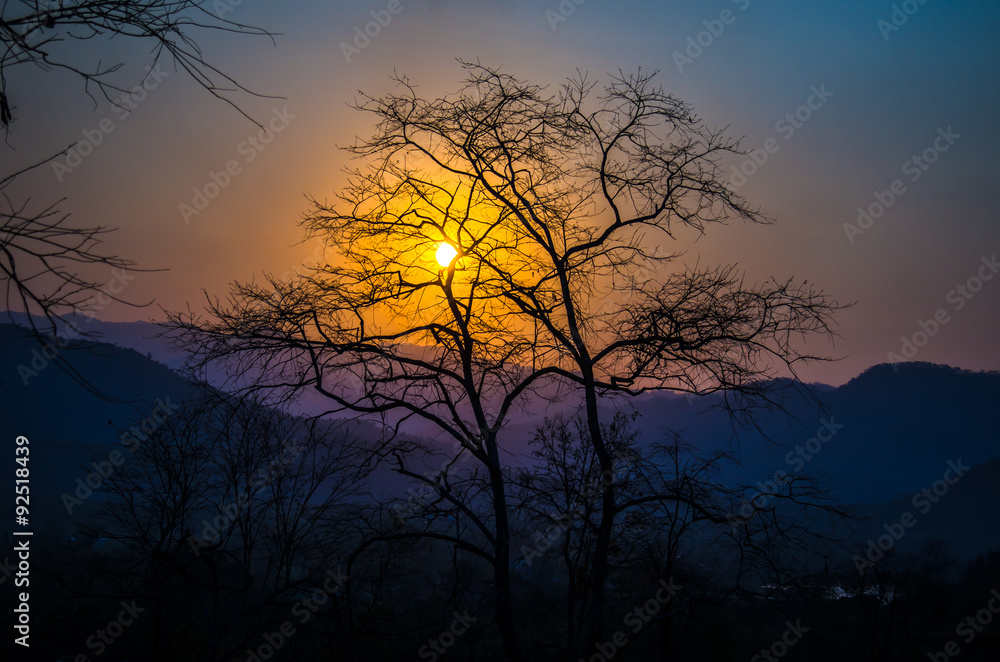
xmin=4 ymin=318 xmax=999 ymax=558
xmin=0 ymin=323 xmax=203 ymax=537
xmin=0 ymin=324 xmax=390 ymax=529
xmin=1 ymin=322 xmax=198 ymax=439
xmin=850 ymin=456 xmax=1000 ymax=563
xmin=1 ymin=311 xmax=186 ymax=370
xmin=618 ymin=362 xmax=1000 ymax=505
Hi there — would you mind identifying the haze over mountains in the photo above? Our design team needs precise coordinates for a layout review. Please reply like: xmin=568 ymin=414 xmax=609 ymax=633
xmin=3 ymin=317 xmax=998 ymax=561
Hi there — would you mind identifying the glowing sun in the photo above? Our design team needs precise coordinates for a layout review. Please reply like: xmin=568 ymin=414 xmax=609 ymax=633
xmin=435 ymin=242 xmax=458 ymax=267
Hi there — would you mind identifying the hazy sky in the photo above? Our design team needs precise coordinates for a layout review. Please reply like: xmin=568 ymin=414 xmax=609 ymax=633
xmin=4 ymin=0 xmax=999 ymax=385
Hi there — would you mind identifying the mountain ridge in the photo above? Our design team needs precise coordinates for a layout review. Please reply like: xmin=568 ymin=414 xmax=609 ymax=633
xmin=3 ymin=320 xmax=999 ymax=560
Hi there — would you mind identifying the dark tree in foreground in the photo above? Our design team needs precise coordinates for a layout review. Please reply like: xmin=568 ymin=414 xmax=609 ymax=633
xmin=1 ymin=0 xmax=274 ymax=340
xmin=171 ymin=61 xmax=841 ymax=658
xmin=1 ymin=0 xmax=274 ymax=129
xmin=512 ymin=412 xmax=850 ymax=660
xmin=0 ymin=159 xmax=139 ymax=337
xmin=76 ymin=390 xmax=369 ymax=661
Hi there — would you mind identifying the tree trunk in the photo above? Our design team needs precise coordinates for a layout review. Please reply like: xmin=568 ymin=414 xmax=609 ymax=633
xmin=582 ymin=365 xmax=615 ymax=656
xmin=486 ymin=434 xmax=524 ymax=660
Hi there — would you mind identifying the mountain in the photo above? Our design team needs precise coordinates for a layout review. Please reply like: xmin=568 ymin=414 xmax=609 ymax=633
xmin=1 ymin=311 xmax=186 ymax=370
xmin=850 ymin=457 xmax=1000 ymax=563
xmin=619 ymin=362 xmax=1000 ymax=505
xmin=4 ymin=319 xmax=1000 ymax=557
xmin=1 ymin=322 xmax=199 ymax=440
xmin=1 ymin=323 xmax=202 ymax=537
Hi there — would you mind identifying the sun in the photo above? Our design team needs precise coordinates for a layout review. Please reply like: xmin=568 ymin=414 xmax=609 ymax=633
xmin=435 ymin=242 xmax=458 ymax=267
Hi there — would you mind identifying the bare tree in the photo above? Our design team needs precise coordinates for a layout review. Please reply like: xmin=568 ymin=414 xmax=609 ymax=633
xmin=511 ymin=411 xmax=850 ymax=660
xmin=1 ymin=0 xmax=274 ymax=344
xmin=1 ymin=0 xmax=275 ymax=130
xmin=169 ymin=61 xmax=842 ymax=657
xmin=80 ymin=389 xmax=368 ymax=662
xmin=0 ymin=157 xmax=140 ymax=338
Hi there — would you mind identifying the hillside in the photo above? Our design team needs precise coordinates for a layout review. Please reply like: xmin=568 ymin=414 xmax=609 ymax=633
xmin=4 ymin=321 xmax=1000 ymax=558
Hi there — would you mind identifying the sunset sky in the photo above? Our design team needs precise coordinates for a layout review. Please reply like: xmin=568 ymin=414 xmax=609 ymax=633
xmin=4 ymin=0 xmax=999 ymax=386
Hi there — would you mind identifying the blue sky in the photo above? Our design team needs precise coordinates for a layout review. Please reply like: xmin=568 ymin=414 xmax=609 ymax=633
xmin=4 ymin=0 xmax=999 ymax=385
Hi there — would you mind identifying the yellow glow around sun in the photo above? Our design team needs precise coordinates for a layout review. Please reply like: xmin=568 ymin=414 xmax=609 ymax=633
xmin=435 ymin=242 xmax=458 ymax=267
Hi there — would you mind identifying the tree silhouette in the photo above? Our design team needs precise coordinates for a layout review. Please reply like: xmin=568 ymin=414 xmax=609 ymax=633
xmin=511 ymin=411 xmax=850 ymax=660
xmin=1 ymin=0 xmax=275 ymax=130
xmin=83 ymin=389 xmax=368 ymax=661
xmin=170 ymin=61 xmax=842 ymax=657
xmin=1 ymin=0 xmax=275 ymax=341
xmin=0 ymin=158 xmax=138 ymax=335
